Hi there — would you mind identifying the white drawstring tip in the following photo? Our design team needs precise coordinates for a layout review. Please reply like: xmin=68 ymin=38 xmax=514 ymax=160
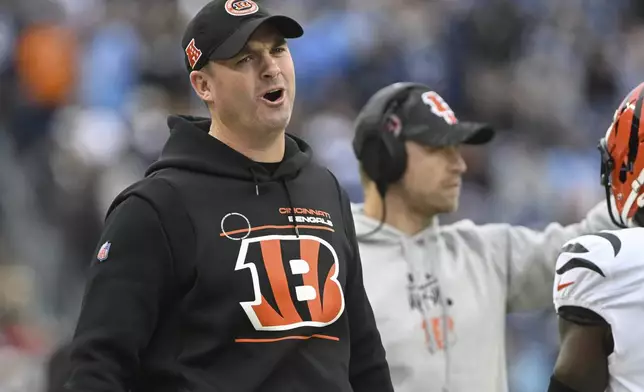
xmin=255 ymin=184 xmax=259 ymax=195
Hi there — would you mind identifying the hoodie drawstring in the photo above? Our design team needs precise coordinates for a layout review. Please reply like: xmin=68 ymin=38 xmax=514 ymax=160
xmin=281 ymin=180 xmax=299 ymax=237
xmin=249 ymin=168 xmax=260 ymax=196
xmin=428 ymin=233 xmax=451 ymax=392
xmin=405 ymin=235 xmax=451 ymax=392
xmin=248 ymin=166 xmax=299 ymax=237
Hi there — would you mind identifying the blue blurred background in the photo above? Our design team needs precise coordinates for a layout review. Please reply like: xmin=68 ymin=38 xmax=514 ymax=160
xmin=0 ymin=0 xmax=642 ymax=389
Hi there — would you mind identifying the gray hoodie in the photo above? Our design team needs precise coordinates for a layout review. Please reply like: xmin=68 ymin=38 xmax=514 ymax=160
xmin=351 ymin=202 xmax=614 ymax=392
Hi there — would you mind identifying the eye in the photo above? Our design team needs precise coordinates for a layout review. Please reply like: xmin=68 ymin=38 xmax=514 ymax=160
xmin=236 ymin=55 xmax=252 ymax=65
xmin=271 ymin=46 xmax=287 ymax=55
xmin=422 ymin=145 xmax=441 ymax=154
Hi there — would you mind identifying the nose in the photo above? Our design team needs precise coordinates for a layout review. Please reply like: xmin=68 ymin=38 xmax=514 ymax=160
xmin=451 ymin=147 xmax=467 ymax=173
xmin=262 ymin=55 xmax=281 ymax=80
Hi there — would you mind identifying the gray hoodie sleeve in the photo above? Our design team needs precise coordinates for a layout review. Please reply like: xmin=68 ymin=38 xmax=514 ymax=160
xmin=476 ymin=202 xmax=615 ymax=312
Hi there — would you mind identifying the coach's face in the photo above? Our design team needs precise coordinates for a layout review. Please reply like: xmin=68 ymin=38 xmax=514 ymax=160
xmin=200 ymin=24 xmax=296 ymax=135
xmin=398 ymin=141 xmax=467 ymax=217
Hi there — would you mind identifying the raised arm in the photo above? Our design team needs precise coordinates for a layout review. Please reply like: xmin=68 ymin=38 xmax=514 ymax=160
xmin=477 ymin=202 xmax=613 ymax=312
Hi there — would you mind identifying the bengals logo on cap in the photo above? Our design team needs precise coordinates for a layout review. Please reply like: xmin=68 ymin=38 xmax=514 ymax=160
xmin=421 ymin=91 xmax=458 ymax=125
xmin=225 ymin=0 xmax=259 ymax=16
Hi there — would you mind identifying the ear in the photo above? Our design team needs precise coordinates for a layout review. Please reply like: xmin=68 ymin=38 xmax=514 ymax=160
xmin=189 ymin=68 xmax=215 ymax=103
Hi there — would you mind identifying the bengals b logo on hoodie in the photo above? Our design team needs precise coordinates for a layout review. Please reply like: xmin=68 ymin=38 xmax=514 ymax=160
xmin=234 ymin=235 xmax=345 ymax=332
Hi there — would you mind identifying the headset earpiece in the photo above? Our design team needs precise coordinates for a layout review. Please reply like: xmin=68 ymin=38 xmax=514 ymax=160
xmin=354 ymin=82 xmax=427 ymax=197
xmin=358 ymin=130 xmax=405 ymax=197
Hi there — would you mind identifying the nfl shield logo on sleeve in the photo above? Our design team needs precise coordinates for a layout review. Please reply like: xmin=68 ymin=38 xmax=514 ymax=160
xmin=97 ymin=242 xmax=111 ymax=262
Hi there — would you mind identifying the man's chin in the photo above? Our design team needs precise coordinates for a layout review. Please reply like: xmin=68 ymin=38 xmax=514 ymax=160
xmin=438 ymin=200 xmax=459 ymax=214
xmin=260 ymin=110 xmax=292 ymax=132
xmin=418 ymin=203 xmax=457 ymax=219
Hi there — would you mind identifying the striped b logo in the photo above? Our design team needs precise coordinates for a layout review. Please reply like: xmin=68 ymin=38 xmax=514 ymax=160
xmin=234 ymin=235 xmax=345 ymax=331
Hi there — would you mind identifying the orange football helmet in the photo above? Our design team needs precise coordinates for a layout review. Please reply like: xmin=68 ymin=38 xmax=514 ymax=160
xmin=599 ymin=82 xmax=644 ymax=227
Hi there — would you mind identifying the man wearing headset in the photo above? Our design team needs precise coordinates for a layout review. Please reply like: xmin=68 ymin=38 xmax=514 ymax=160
xmin=350 ymin=82 xmax=617 ymax=392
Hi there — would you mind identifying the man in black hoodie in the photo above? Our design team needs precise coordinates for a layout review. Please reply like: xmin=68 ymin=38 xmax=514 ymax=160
xmin=62 ymin=1 xmax=393 ymax=391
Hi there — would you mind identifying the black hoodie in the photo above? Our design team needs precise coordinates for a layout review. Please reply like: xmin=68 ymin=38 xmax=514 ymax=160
xmin=65 ymin=116 xmax=393 ymax=392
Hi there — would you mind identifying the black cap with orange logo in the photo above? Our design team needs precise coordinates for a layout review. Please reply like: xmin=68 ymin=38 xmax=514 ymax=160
xmin=181 ymin=0 xmax=303 ymax=71
xmin=353 ymin=83 xmax=495 ymax=157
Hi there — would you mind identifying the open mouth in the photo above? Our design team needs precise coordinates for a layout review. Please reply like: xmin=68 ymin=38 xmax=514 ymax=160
xmin=262 ymin=89 xmax=284 ymax=103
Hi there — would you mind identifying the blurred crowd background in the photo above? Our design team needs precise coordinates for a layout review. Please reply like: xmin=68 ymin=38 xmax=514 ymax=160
xmin=0 ymin=0 xmax=643 ymax=390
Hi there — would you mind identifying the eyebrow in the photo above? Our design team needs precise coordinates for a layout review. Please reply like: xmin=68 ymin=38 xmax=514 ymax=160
xmin=238 ymin=37 xmax=287 ymax=56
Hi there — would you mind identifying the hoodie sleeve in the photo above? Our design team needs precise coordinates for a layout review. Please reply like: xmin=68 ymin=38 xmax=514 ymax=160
xmin=476 ymin=202 xmax=615 ymax=313
xmin=337 ymin=189 xmax=394 ymax=392
xmin=64 ymin=195 xmax=174 ymax=392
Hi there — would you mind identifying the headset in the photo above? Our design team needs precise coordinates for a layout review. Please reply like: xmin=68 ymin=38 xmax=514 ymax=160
xmin=353 ymin=82 xmax=428 ymax=239
xmin=353 ymin=82 xmax=427 ymax=198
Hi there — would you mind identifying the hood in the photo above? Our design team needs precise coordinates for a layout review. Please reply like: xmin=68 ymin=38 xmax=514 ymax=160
xmin=146 ymin=115 xmax=312 ymax=182
xmin=350 ymin=203 xmax=440 ymax=244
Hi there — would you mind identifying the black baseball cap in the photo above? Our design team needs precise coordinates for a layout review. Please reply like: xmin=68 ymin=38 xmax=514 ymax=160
xmin=181 ymin=0 xmax=304 ymax=71
xmin=353 ymin=83 xmax=495 ymax=156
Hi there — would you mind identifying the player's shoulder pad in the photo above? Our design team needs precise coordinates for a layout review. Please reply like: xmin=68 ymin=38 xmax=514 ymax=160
xmin=555 ymin=230 xmax=623 ymax=280
xmin=553 ymin=231 xmax=625 ymax=316
xmin=553 ymin=231 xmax=624 ymax=306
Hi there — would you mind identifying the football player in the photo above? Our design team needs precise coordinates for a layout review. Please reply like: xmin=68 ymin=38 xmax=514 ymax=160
xmin=550 ymin=82 xmax=644 ymax=392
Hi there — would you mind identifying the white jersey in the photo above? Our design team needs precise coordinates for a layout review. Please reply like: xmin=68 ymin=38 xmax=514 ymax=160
xmin=554 ymin=228 xmax=644 ymax=392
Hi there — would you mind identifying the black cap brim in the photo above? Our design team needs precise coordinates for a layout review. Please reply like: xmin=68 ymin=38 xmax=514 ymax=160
xmin=209 ymin=15 xmax=303 ymax=60
xmin=407 ymin=122 xmax=495 ymax=147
